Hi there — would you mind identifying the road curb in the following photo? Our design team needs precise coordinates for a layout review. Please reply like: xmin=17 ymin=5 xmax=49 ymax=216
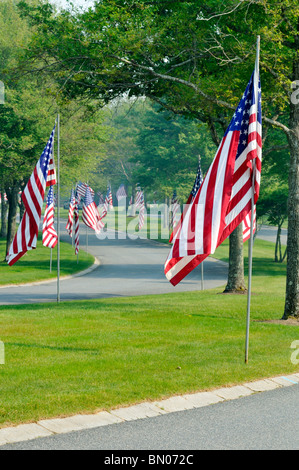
xmin=0 ymin=256 xmax=100 ymax=290
xmin=0 ymin=373 xmax=298 ymax=446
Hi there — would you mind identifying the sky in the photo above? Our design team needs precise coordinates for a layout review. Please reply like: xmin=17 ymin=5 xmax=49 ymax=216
xmin=49 ymin=0 xmax=95 ymax=10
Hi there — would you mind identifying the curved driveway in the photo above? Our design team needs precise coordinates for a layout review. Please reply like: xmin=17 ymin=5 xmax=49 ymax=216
xmin=0 ymin=222 xmax=228 ymax=305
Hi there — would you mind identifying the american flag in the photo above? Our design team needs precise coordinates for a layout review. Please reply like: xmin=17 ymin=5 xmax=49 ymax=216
xmin=135 ymin=184 xmax=143 ymax=209
xmin=138 ymin=189 xmax=145 ymax=231
xmin=76 ymin=182 xmax=95 ymax=200
xmin=116 ymin=183 xmax=127 ymax=201
xmin=169 ymin=158 xmax=203 ymax=243
xmin=7 ymin=126 xmax=56 ymax=266
xmin=243 ymin=205 xmax=256 ymax=241
xmin=170 ymin=190 xmax=180 ymax=229
xmin=65 ymin=189 xmax=75 ymax=237
xmin=165 ymin=64 xmax=262 ymax=286
xmin=42 ymin=185 xmax=58 ymax=248
xmin=101 ymin=185 xmax=113 ymax=219
xmin=97 ymin=191 xmax=104 ymax=206
xmin=46 ymin=125 xmax=56 ymax=187
xmin=82 ymin=186 xmax=105 ymax=234
xmin=190 ymin=158 xmax=204 ymax=202
xmin=74 ymin=190 xmax=80 ymax=255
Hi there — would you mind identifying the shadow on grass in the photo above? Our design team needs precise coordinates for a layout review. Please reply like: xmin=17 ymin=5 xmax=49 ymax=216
xmin=6 ymin=342 xmax=99 ymax=354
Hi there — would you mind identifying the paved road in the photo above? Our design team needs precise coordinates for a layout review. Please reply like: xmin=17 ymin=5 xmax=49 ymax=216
xmin=257 ymin=225 xmax=287 ymax=245
xmin=2 ymin=384 xmax=299 ymax=450
xmin=0 ymin=223 xmax=228 ymax=305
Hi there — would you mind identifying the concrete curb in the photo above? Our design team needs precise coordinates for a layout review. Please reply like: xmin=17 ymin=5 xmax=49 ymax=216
xmin=0 ymin=373 xmax=298 ymax=446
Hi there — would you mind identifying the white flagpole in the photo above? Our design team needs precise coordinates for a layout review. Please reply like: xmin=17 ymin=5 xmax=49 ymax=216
xmin=57 ymin=113 xmax=60 ymax=303
xmin=245 ymin=36 xmax=260 ymax=364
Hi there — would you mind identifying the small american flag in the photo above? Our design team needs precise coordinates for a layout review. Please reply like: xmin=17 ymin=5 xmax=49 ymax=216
xmin=46 ymin=125 xmax=56 ymax=187
xmin=7 ymin=125 xmax=56 ymax=266
xmin=116 ymin=184 xmax=127 ymax=201
xmin=97 ymin=191 xmax=104 ymax=206
xmin=135 ymin=184 xmax=143 ymax=209
xmin=82 ymin=186 xmax=104 ymax=234
xmin=65 ymin=189 xmax=75 ymax=237
xmin=76 ymin=182 xmax=95 ymax=200
xmin=74 ymin=190 xmax=80 ymax=255
xmin=138 ymin=190 xmax=145 ymax=231
xmin=42 ymin=185 xmax=58 ymax=248
xmin=165 ymin=63 xmax=262 ymax=286
xmin=101 ymin=185 xmax=113 ymax=219
xmin=170 ymin=190 xmax=180 ymax=229
xmin=169 ymin=158 xmax=203 ymax=243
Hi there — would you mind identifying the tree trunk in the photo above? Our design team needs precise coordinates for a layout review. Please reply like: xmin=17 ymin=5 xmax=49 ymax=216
xmin=283 ymin=53 xmax=299 ymax=319
xmin=0 ymin=191 xmax=7 ymax=238
xmin=283 ymin=127 xmax=299 ymax=318
xmin=5 ymin=184 xmax=19 ymax=260
xmin=223 ymin=223 xmax=247 ymax=293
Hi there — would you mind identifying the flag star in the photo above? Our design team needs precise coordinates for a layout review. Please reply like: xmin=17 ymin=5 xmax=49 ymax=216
xmin=238 ymin=107 xmax=242 ymax=113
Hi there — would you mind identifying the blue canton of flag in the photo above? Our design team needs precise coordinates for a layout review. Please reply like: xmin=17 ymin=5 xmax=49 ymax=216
xmin=191 ymin=158 xmax=204 ymax=200
xmin=226 ymin=73 xmax=262 ymax=163
xmin=40 ymin=127 xmax=55 ymax=181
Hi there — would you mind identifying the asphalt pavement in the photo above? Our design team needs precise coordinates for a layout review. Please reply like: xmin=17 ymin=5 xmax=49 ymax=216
xmin=0 ymin=222 xmax=228 ymax=305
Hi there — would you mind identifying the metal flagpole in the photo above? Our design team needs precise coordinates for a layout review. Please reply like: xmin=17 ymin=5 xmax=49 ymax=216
xmin=50 ymin=248 xmax=52 ymax=273
xmin=245 ymin=35 xmax=260 ymax=364
xmin=57 ymin=113 xmax=60 ymax=303
xmin=201 ymin=262 xmax=204 ymax=290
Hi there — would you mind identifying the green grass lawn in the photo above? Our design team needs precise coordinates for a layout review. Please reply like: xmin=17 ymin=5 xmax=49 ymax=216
xmin=0 ymin=237 xmax=298 ymax=428
xmin=0 ymin=234 xmax=94 ymax=286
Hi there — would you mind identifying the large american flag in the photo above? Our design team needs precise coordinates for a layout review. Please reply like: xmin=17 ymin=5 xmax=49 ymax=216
xmin=65 ymin=189 xmax=75 ymax=237
xmin=42 ymin=185 xmax=58 ymax=249
xmin=165 ymin=64 xmax=262 ymax=286
xmin=46 ymin=125 xmax=56 ymax=187
xmin=82 ymin=186 xmax=105 ymax=234
xmin=7 ymin=127 xmax=56 ymax=266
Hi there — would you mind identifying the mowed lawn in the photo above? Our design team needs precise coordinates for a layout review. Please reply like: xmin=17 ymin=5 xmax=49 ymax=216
xmin=0 ymin=235 xmax=94 ymax=285
xmin=0 ymin=238 xmax=298 ymax=428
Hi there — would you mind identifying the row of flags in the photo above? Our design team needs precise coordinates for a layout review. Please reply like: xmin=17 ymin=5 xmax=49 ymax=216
xmin=6 ymin=59 xmax=261 ymax=291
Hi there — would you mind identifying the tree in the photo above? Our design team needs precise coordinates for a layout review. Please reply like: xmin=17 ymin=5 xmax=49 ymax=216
xmin=17 ymin=0 xmax=299 ymax=318
xmin=0 ymin=1 xmax=110 ymax=259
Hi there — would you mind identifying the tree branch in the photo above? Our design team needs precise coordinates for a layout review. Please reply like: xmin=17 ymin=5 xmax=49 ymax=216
xmin=113 ymin=55 xmax=291 ymax=134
